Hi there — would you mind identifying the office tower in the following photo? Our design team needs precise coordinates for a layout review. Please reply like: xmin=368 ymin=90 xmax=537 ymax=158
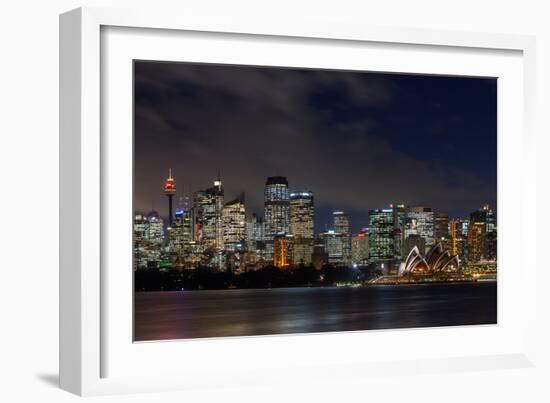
xmin=467 ymin=221 xmax=486 ymax=263
xmin=193 ymin=178 xmax=224 ymax=252
xmin=404 ymin=206 xmax=435 ymax=254
xmin=332 ymin=211 xmax=351 ymax=265
xmin=264 ymin=176 xmax=290 ymax=259
xmin=391 ymin=203 xmax=406 ymax=260
xmin=145 ymin=210 xmax=164 ymax=245
xmin=435 ymin=213 xmax=449 ymax=241
xmin=368 ymin=208 xmax=394 ymax=267
xmin=290 ymin=191 xmax=315 ymax=265
xmin=471 ymin=205 xmax=497 ymax=262
xmin=273 ymin=234 xmax=293 ymax=268
xmin=164 ymin=168 xmax=176 ymax=225
xmin=319 ymin=230 xmax=346 ymax=266
xmin=448 ymin=219 xmax=465 ymax=265
xmin=167 ymin=208 xmax=193 ymax=252
xmin=351 ymin=229 xmax=369 ymax=265
xmin=132 ymin=211 xmax=164 ymax=269
xmin=133 ymin=214 xmax=148 ymax=270
xmin=222 ymin=193 xmax=246 ymax=251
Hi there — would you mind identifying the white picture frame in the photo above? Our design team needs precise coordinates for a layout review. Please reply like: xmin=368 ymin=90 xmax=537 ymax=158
xmin=59 ymin=6 xmax=537 ymax=396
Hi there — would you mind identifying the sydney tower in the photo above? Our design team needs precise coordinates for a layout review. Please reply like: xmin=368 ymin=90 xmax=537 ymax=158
xmin=164 ymin=168 xmax=176 ymax=225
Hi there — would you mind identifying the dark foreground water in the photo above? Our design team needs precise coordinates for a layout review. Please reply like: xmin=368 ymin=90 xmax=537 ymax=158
xmin=134 ymin=283 xmax=496 ymax=341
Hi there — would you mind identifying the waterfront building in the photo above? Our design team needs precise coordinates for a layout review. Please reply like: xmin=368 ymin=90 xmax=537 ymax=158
xmin=368 ymin=208 xmax=394 ymax=266
xmin=448 ymin=219 xmax=465 ymax=266
xmin=467 ymin=221 xmax=486 ymax=263
xmin=332 ymin=211 xmax=351 ymax=265
xmin=289 ymin=191 xmax=314 ymax=265
xmin=319 ymin=230 xmax=346 ymax=266
xmin=221 ymin=193 xmax=246 ymax=251
xmin=351 ymin=229 xmax=369 ymax=265
xmin=264 ymin=176 xmax=290 ymax=259
xmin=273 ymin=233 xmax=294 ymax=268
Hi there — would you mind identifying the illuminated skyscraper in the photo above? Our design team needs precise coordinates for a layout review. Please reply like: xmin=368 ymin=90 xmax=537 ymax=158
xmin=264 ymin=176 xmax=290 ymax=259
xmin=222 ymin=193 xmax=246 ymax=251
xmin=193 ymin=178 xmax=224 ymax=252
xmin=435 ymin=213 xmax=449 ymax=241
xmin=133 ymin=211 xmax=165 ymax=269
xmin=333 ymin=211 xmax=351 ymax=265
xmin=319 ymin=230 xmax=346 ymax=266
xmin=290 ymin=191 xmax=314 ymax=265
xmin=351 ymin=229 xmax=369 ymax=265
xmin=391 ymin=203 xmax=406 ymax=260
xmin=467 ymin=221 xmax=486 ymax=263
xmin=368 ymin=208 xmax=394 ymax=266
xmin=449 ymin=219 xmax=465 ymax=265
xmin=404 ymin=206 xmax=435 ymax=254
xmin=274 ymin=234 xmax=294 ymax=269
xmin=164 ymin=168 xmax=176 ymax=225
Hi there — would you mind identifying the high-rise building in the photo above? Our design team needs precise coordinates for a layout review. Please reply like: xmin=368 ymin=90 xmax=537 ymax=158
xmin=319 ymin=230 xmax=346 ymax=266
xmin=351 ymin=229 xmax=369 ymax=265
xmin=164 ymin=168 xmax=176 ymax=225
xmin=273 ymin=234 xmax=293 ymax=268
xmin=193 ymin=178 xmax=224 ymax=252
xmin=332 ymin=211 xmax=351 ymax=265
xmin=290 ymin=191 xmax=314 ymax=265
xmin=467 ymin=221 xmax=486 ymax=263
xmin=133 ymin=211 xmax=165 ymax=269
xmin=448 ymin=219 xmax=465 ymax=265
xmin=404 ymin=206 xmax=435 ymax=254
xmin=264 ymin=176 xmax=290 ymax=259
xmin=368 ymin=208 xmax=394 ymax=266
xmin=391 ymin=203 xmax=406 ymax=260
xmin=221 ymin=194 xmax=246 ymax=251
xmin=434 ymin=213 xmax=449 ymax=241
xmin=168 ymin=207 xmax=193 ymax=253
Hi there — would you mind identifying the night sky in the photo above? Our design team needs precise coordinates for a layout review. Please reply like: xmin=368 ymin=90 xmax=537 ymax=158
xmin=134 ymin=61 xmax=497 ymax=234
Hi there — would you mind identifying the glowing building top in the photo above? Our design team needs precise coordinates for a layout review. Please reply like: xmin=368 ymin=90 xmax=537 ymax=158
xmin=164 ymin=168 xmax=176 ymax=195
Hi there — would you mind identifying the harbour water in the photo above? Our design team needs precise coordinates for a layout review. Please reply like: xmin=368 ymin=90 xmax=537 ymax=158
xmin=134 ymin=282 xmax=496 ymax=341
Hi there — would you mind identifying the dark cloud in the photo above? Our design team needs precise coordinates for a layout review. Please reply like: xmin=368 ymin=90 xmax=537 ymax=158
xmin=134 ymin=61 xmax=497 ymax=233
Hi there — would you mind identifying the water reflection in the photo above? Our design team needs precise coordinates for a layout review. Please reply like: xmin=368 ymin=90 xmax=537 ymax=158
xmin=134 ymin=283 xmax=496 ymax=341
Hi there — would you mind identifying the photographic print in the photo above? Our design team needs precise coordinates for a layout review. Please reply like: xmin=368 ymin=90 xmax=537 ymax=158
xmin=133 ymin=61 xmax=497 ymax=341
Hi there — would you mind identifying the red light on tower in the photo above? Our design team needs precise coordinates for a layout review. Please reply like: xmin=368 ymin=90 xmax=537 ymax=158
xmin=164 ymin=168 xmax=176 ymax=194
xmin=164 ymin=168 xmax=176 ymax=224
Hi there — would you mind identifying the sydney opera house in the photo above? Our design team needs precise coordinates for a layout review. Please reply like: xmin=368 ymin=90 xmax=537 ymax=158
xmin=373 ymin=242 xmax=466 ymax=284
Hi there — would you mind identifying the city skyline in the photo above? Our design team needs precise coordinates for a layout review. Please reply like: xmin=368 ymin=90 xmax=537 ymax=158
xmin=134 ymin=61 xmax=497 ymax=233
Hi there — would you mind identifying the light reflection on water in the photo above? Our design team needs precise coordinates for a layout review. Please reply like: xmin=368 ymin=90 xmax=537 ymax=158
xmin=134 ymin=283 xmax=496 ymax=341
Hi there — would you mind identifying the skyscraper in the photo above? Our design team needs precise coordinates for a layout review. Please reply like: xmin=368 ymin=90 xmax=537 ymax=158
xmin=319 ymin=230 xmax=346 ymax=266
xmin=449 ymin=219 xmax=465 ymax=265
xmin=351 ymin=229 xmax=369 ymax=266
xmin=404 ymin=206 xmax=435 ymax=254
xmin=391 ymin=203 xmax=406 ymax=260
xmin=368 ymin=208 xmax=394 ymax=267
xmin=435 ymin=213 xmax=449 ymax=241
xmin=193 ymin=178 xmax=224 ymax=252
xmin=333 ymin=211 xmax=351 ymax=265
xmin=164 ymin=168 xmax=176 ymax=225
xmin=467 ymin=221 xmax=486 ymax=263
xmin=264 ymin=176 xmax=290 ymax=260
xmin=290 ymin=191 xmax=314 ymax=265
xmin=221 ymin=193 xmax=246 ymax=251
